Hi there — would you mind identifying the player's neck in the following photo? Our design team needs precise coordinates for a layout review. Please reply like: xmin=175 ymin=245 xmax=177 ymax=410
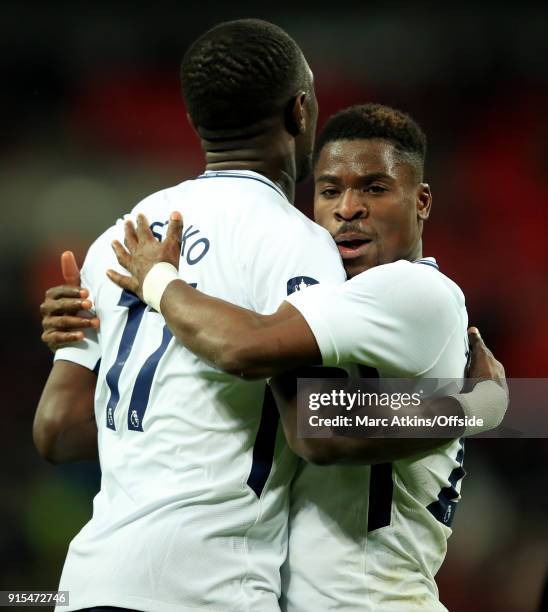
xmin=408 ymin=241 xmax=423 ymax=262
xmin=198 ymin=121 xmax=297 ymax=202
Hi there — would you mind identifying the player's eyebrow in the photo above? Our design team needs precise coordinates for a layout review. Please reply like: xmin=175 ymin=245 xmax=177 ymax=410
xmin=315 ymin=174 xmax=341 ymax=184
xmin=361 ymin=172 xmax=394 ymax=183
xmin=315 ymin=172 xmax=394 ymax=184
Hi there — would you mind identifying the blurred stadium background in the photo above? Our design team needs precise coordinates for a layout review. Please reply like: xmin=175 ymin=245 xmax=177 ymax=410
xmin=1 ymin=2 xmax=547 ymax=610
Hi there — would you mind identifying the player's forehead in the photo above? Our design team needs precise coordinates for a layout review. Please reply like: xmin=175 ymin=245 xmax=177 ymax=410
xmin=314 ymin=138 xmax=402 ymax=182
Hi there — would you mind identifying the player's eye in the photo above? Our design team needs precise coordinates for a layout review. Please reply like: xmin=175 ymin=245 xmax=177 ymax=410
xmin=366 ymin=185 xmax=388 ymax=194
xmin=320 ymin=188 xmax=339 ymax=198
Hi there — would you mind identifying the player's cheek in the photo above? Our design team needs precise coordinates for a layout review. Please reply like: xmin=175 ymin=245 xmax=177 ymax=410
xmin=317 ymin=199 xmax=338 ymax=227
xmin=312 ymin=196 xmax=324 ymax=221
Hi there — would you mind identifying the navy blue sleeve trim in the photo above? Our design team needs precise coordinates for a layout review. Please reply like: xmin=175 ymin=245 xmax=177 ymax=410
xmin=426 ymin=438 xmax=466 ymax=527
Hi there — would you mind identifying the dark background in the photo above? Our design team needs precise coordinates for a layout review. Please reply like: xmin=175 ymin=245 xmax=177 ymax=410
xmin=1 ymin=2 xmax=547 ymax=611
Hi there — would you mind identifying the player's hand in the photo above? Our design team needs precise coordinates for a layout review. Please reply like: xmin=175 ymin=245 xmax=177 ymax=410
xmin=107 ymin=212 xmax=182 ymax=300
xmin=40 ymin=251 xmax=100 ymax=352
xmin=465 ymin=327 xmax=508 ymax=394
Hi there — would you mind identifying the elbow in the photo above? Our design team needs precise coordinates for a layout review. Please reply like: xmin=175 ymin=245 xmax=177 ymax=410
xmin=215 ymin=343 xmax=268 ymax=381
xmin=33 ymin=417 xmax=56 ymax=463
xmin=33 ymin=413 xmax=64 ymax=464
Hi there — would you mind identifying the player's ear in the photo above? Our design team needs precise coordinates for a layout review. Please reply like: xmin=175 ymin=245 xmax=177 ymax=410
xmin=284 ymin=91 xmax=307 ymax=137
xmin=417 ymin=183 xmax=432 ymax=221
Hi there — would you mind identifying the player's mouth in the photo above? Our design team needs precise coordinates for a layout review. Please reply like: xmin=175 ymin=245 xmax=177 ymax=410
xmin=335 ymin=233 xmax=373 ymax=259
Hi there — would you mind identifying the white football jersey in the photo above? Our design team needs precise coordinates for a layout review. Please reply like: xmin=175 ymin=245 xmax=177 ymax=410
xmin=282 ymin=258 xmax=468 ymax=611
xmin=53 ymin=170 xmax=346 ymax=612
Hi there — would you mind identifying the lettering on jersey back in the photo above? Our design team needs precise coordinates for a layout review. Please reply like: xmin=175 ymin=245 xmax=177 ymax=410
xmin=150 ymin=220 xmax=210 ymax=266
xmin=181 ymin=225 xmax=210 ymax=264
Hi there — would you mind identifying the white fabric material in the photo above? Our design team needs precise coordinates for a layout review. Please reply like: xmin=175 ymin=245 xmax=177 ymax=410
xmin=142 ymin=261 xmax=179 ymax=313
xmin=454 ymin=379 xmax=508 ymax=436
xmin=286 ymin=258 xmax=466 ymax=376
xmin=281 ymin=258 xmax=469 ymax=612
xmin=53 ymin=170 xmax=346 ymax=612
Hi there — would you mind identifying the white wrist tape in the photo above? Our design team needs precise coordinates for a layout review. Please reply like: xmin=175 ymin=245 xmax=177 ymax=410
xmin=142 ymin=262 xmax=179 ymax=313
xmin=452 ymin=380 xmax=509 ymax=437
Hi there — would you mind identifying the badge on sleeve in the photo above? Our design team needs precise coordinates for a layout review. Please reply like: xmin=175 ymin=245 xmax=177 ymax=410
xmin=287 ymin=276 xmax=319 ymax=296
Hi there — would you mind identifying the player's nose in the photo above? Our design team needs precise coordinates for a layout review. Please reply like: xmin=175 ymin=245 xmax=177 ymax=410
xmin=334 ymin=189 xmax=368 ymax=221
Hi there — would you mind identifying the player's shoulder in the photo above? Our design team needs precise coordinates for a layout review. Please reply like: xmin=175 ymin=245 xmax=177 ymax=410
xmin=175 ymin=170 xmax=287 ymax=213
xmin=127 ymin=181 xmax=190 ymax=217
xmin=127 ymin=171 xmax=326 ymax=237
xmin=96 ymin=180 xmax=194 ymax=244
xmin=408 ymin=258 xmax=465 ymax=309
xmin=347 ymin=258 xmax=464 ymax=308
xmin=127 ymin=170 xmax=317 ymax=229
xmin=196 ymin=170 xmax=337 ymax=243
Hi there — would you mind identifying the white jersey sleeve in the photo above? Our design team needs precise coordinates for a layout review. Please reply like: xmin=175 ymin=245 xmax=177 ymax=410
xmin=286 ymin=259 xmax=465 ymax=376
xmin=53 ymin=242 xmax=102 ymax=371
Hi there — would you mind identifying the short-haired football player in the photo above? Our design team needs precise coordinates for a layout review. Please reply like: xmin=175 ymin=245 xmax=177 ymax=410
xmin=35 ymin=19 xmax=348 ymax=612
xmin=106 ymin=104 xmax=508 ymax=611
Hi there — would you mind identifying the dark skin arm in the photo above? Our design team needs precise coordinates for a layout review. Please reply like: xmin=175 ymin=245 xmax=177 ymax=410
xmin=35 ymin=227 xmax=308 ymax=465
xmin=156 ymin=289 xmax=320 ymax=379
xmin=107 ymin=212 xmax=321 ymax=380
xmin=33 ymin=360 xmax=98 ymax=463
xmin=271 ymin=328 xmax=506 ymax=465
xmin=270 ymin=373 xmax=462 ymax=465
xmin=106 ymin=213 xmax=507 ymax=465
xmin=38 ymin=287 xmax=506 ymax=466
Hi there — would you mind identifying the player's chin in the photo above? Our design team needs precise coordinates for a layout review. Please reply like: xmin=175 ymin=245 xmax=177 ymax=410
xmin=343 ymin=255 xmax=377 ymax=278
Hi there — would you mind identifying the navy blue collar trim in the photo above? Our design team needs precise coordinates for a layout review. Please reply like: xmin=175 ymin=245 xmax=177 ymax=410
xmin=195 ymin=171 xmax=286 ymax=200
xmin=414 ymin=258 xmax=439 ymax=270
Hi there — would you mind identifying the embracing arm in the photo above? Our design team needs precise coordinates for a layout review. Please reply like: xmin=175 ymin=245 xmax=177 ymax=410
xmin=159 ymin=285 xmax=320 ymax=379
xmin=105 ymin=214 xmax=507 ymax=464
xmin=33 ymin=360 xmax=98 ymax=464
xmin=35 ymin=252 xmax=100 ymax=464
xmin=107 ymin=212 xmax=322 ymax=380
xmin=271 ymin=328 xmax=507 ymax=466
xmin=271 ymin=372 xmax=461 ymax=466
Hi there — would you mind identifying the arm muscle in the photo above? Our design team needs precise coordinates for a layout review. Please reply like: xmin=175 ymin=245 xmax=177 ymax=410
xmin=160 ymin=282 xmax=321 ymax=379
xmin=33 ymin=360 xmax=98 ymax=463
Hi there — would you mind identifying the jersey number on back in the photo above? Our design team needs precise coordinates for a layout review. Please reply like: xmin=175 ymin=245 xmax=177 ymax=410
xmin=104 ymin=288 xmax=193 ymax=432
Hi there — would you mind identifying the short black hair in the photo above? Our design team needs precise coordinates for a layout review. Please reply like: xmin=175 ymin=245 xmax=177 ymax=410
xmin=315 ymin=103 xmax=427 ymax=176
xmin=181 ymin=19 xmax=308 ymax=133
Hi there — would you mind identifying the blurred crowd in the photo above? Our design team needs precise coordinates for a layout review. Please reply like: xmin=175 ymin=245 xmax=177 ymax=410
xmin=1 ymin=3 xmax=547 ymax=611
